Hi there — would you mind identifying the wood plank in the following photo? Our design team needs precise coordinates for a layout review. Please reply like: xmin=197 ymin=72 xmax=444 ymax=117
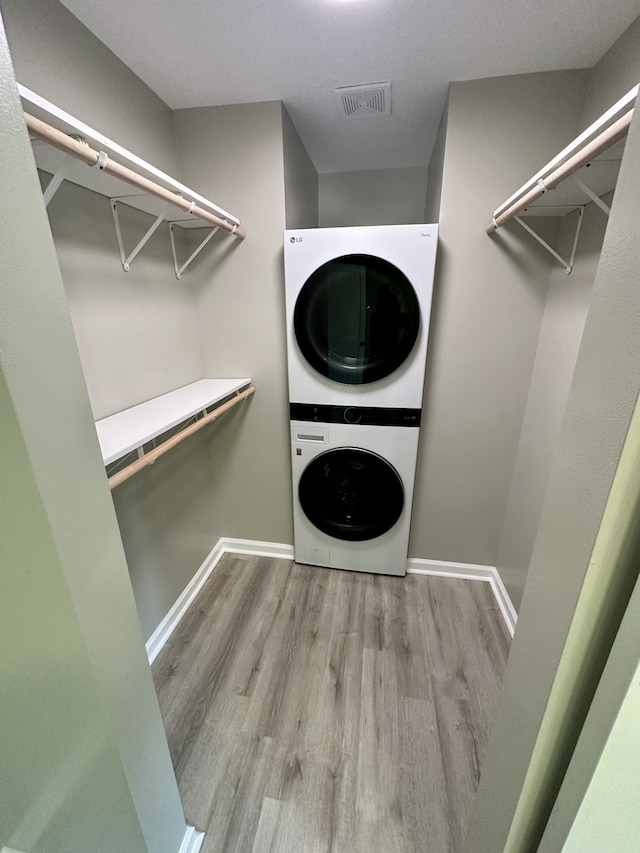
xmin=152 ymin=555 xmax=511 ymax=852
xmin=355 ymin=646 xmax=404 ymax=852
xmin=159 ymin=555 xmax=291 ymax=777
xmin=251 ymin=797 xmax=286 ymax=853
xmin=200 ymin=732 xmax=278 ymax=853
xmin=398 ymin=697 xmax=451 ymax=852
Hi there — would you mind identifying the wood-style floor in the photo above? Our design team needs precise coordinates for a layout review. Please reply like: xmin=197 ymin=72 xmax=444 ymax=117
xmin=152 ymin=554 xmax=511 ymax=853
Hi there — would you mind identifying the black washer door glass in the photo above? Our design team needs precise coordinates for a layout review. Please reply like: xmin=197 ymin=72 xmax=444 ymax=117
xmin=299 ymin=448 xmax=404 ymax=542
xmin=294 ymin=254 xmax=420 ymax=385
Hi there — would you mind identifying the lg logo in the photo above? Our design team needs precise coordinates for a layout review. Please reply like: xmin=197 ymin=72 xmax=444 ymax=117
xmin=290 ymin=236 xmax=303 ymax=243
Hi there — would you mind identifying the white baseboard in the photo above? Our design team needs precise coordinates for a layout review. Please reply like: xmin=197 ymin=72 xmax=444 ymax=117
xmin=147 ymin=540 xmax=517 ymax=663
xmin=407 ymin=557 xmax=517 ymax=637
xmin=145 ymin=538 xmax=226 ymax=664
xmin=179 ymin=825 xmax=204 ymax=853
xmin=218 ymin=537 xmax=295 ymax=561
xmin=145 ymin=538 xmax=294 ymax=664
xmin=0 ymin=823 xmax=203 ymax=852
xmin=487 ymin=574 xmax=518 ymax=638
xmin=0 ymin=827 xmax=203 ymax=852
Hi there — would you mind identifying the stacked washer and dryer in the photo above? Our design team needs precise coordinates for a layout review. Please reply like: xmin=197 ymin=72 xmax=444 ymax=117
xmin=283 ymin=224 xmax=438 ymax=577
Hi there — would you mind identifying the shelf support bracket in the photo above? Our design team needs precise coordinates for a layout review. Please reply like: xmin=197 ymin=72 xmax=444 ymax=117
xmin=514 ymin=207 xmax=584 ymax=275
xmin=110 ymin=198 xmax=170 ymax=272
xmin=43 ymin=154 xmax=76 ymax=206
xmin=169 ymin=223 xmax=220 ymax=280
xmin=574 ymin=178 xmax=611 ymax=216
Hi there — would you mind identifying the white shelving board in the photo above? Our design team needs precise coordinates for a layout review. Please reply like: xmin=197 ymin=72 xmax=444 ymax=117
xmin=95 ymin=378 xmax=251 ymax=465
xmin=520 ymin=138 xmax=626 ymax=217
xmin=20 ymin=84 xmax=239 ymax=229
xmin=489 ymin=84 xmax=637 ymax=229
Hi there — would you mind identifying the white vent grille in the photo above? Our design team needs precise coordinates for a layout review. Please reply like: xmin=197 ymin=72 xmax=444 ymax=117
xmin=335 ymin=82 xmax=391 ymax=117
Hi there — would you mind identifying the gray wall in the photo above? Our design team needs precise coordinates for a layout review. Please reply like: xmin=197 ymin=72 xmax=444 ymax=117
xmin=0 ymin=10 xmax=187 ymax=850
xmin=424 ymin=97 xmax=448 ymax=223
xmin=560 ymin=652 xmax=640 ymax=852
xmin=282 ymin=104 xmax=318 ymax=229
xmin=463 ymin=27 xmax=640 ymax=850
xmin=0 ymin=0 xmax=177 ymax=175
xmin=174 ymin=101 xmax=292 ymax=542
xmin=2 ymin=0 xmax=200 ymax=423
xmin=580 ymin=13 xmax=640 ymax=129
xmin=45 ymin=178 xmax=202 ymax=420
xmin=493 ymin=10 xmax=640 ymax=609
xmin=496 ymin=202 xmax=607 ymax=608
xmin=318 ymin=167 xmax=428 ymax=226
xmin=112 ymin=428 xmax=220 ymax=639
xmin=409 ymin=70 xmax=588 ymax=567
xmin=535 ymin=397 xmax=640 ymax=852
xmin=2 ymin=0 xmax=209 ymax=640
xmin=114 ymin=101 xmax=293 ymax=639
xmin=1 ymin=344 xmax=145 ymax=853
xmin=3 ymin=0 xmax=295 ymax=641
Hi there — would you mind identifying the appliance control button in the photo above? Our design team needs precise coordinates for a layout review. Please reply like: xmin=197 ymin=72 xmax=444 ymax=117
xmin=344 ymin=407 xmax=362 ymax=424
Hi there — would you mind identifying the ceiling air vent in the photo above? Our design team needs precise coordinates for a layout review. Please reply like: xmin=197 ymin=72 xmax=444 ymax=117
xmin=335 ymin=82 xmax=391 ymax=117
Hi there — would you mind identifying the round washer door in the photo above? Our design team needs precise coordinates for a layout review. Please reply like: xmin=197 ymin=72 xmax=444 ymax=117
xmin=294 ymin=254 xmax=420 ymax=385
xmin=299 ymin=447 xmax=404 ymax=542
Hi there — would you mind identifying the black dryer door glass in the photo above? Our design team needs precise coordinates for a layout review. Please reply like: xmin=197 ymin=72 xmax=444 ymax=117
xmin=299 ymin=448 xmax=404 ymax=542
xmin=294 ymin=254 xmax=420 ymax=385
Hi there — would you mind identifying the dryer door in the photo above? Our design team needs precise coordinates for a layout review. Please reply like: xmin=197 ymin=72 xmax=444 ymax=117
xmin=293 ymin=254 xmax=420 ymax=385
xmin=299 ymin=447 xmax=404 ymax=541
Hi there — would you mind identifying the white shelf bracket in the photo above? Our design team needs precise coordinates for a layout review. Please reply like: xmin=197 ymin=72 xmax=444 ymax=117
xmin=110 ymin=198 xmax=171 ymax=272
xmin=574 ymin=177 xmax=612 ymax=216
xmin=42 ymin=154 xmax=76 ymax=206
xmin=169 ymin=223 xmax=220 ymax=280
xmin=514 ymin=207 xmax=585 ymax=275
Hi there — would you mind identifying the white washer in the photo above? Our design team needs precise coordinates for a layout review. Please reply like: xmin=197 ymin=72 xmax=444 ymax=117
xmin=290 ymin=417 xmax=420 ymax=576
xmin=284 ymin=224 xmax=438 ymax=409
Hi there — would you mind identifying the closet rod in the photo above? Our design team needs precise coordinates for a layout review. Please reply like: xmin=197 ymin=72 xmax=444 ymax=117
xmin=25 ymin=112 xmax=246 ymax=240
xmin=487 ymin=108 xmax=634 ymax=234
xmin=108 ymin=385 xmax=255 ymax=490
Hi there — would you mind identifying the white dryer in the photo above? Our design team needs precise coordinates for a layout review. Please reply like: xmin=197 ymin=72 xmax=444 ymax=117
xmin=290 ymin=412 xmax=420 ymax=576
xmin=284 ymin=224 xmax=438 ymax=409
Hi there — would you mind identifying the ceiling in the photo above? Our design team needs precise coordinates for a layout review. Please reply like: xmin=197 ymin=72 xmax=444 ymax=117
xmin=58 ymin=0 xmax=640 ymax=174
